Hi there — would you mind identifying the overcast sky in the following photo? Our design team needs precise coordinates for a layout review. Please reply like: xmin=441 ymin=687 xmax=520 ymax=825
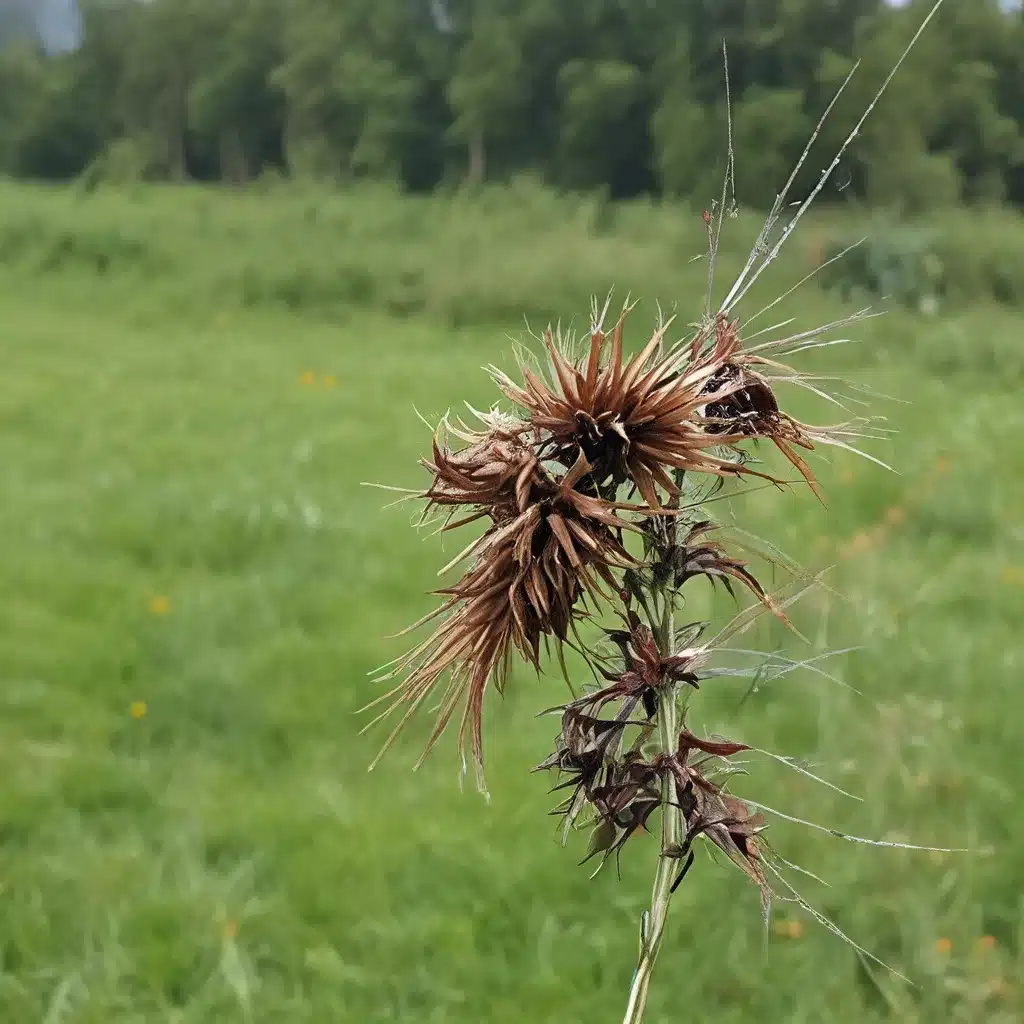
xmin=0 ymin=0 xmax=82 ymax=54
xmin=38 ymin=0 xmax=83 ymax=54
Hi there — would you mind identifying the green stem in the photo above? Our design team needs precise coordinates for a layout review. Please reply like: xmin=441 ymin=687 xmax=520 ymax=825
xmin=621 ymin=601 xmax=682 ymax=1024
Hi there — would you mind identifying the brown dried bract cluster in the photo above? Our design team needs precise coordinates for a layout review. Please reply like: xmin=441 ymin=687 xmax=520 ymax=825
xmin=632 ymin=517 xmax=784 ymax=622
xmin=365 ymin=426 xmax=639 ymax=787
xmin=694 ymin=313 xmax=837 ymax=500
xmin=491 ymin=309 xmax=753 ymax=508
xmin=366 ymin=302 xmax=833 ymax=785
xmin=661 ymin=729 xmax=768 ymax=895
xmin=535 ymin=627 xmax=767 ymax=895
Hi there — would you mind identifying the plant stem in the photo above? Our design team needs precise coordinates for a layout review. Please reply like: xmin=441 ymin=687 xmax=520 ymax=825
xmin=621 ymin=599 xmax=682 ymax=1024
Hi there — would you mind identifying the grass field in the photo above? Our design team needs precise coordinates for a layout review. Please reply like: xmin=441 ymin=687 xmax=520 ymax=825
xmin=1 ymin=182 xmax=1023 ymax=1023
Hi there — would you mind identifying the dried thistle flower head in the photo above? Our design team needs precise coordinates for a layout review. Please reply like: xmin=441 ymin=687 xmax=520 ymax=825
xmin=694 ymin=314 xmax=840 ymax=499
xmin=364 ymin=436 xmax=642 ymax=789
xmin=491 ymin=304 xmax=764 ymax=509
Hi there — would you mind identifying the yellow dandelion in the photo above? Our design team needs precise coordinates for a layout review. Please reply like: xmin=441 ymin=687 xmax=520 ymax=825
xmin=936 ymin=937 xmax=952 ymax=955
xmin=130 ymin=700 xmax=147 ymax=720
xmin=300 ymin=371 xmax=317 ymax=387
xmin=323 ymin=374 xmax=337 ymax=388
xmin=149 ymin=596 xmax=170 ymax=616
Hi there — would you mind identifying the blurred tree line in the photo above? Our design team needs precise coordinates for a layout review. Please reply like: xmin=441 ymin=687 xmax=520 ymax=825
xmin=0 ymin=0 xmax=1021 ymax=210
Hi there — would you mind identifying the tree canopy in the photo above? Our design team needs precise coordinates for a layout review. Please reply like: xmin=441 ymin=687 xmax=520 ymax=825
xmin=0 ymin=0 xmax=1021 ymax=209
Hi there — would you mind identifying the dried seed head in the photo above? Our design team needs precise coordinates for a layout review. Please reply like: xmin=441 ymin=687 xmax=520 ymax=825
xmin=491 ymin=307 xmax=758 ymax=509
xmin=695 ymin=314 xmax=852 ymax=501
xmin=700 ymin=362 xmax=781 ymax=436
xmin=366 ymin=444 xmax=639 ymax=789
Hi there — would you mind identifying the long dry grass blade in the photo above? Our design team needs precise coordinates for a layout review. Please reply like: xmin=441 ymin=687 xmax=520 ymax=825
xmin=720 ymin=0 xmax=947 ymax=315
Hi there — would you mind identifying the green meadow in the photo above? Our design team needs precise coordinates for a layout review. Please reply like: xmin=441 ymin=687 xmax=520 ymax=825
xmin=0 ymin=181 xmax=1022 ymax=1023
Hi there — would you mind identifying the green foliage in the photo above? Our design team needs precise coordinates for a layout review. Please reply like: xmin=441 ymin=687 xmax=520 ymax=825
xmin=0 ymin=181 xmax=1021 ymax=328
xmin=81 ymin=136 xmax=160 ymax=185
xmin=819 ymin=225 xmax=946 ymax=313
xmin=732 ymin=86 xmax=808 ymax=209
xmin=187 ymin=0 xmax=285 ymax=182
xmin=555 ymin=58 xmax=640 ymax=190
xmin=447 ymin=13 xmax=526 ymax=184
xmin=0 ymin=180 xmax=1021 ymax=1021
xmin=819 ymin=208 xmax=1024 ymax=311
xmin=866 ymin=148 xmax=963 ymax=216
xmin=0 ymin=0 xmax=1022 ymax=204
xmin=650 ymin=35 xmax=717 ymax=202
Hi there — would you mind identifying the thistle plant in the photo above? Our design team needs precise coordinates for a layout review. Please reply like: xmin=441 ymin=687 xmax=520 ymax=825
xmin=363 ymin=5 xmax=951 ymax=1021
